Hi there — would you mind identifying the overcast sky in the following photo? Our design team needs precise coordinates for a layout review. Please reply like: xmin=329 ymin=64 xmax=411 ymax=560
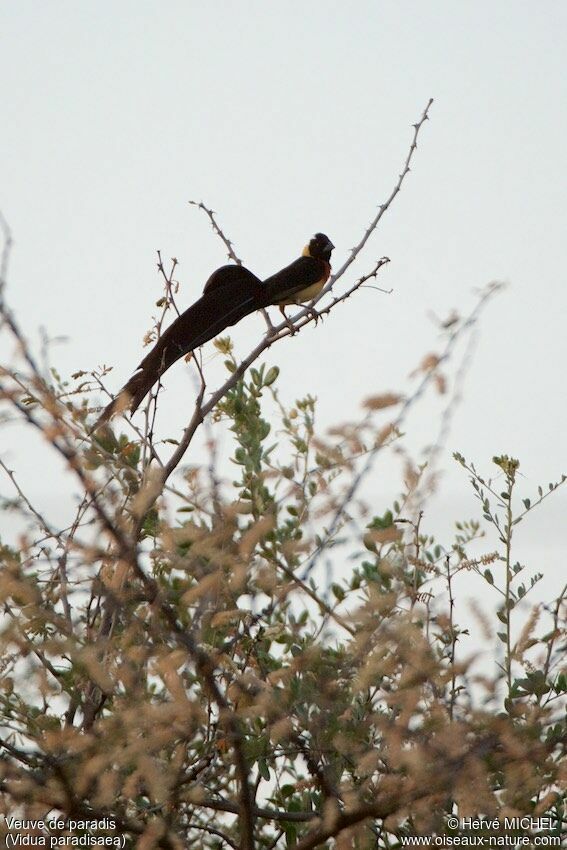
xmin=1 ymin=1 xmax=566 ymax=648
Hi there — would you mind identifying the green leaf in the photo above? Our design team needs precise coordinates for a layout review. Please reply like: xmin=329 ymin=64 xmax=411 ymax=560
xmin=368 ymin=510 xmax=394 ymax=530
xmin=285 ymin=824 xmax=298 ymax=848
xmin=264 ymin=366 xmax=280 ymax=386
xmin=331 ymin=583 xmax=345 ymax=602
xmin=515 ymin=670 xmax=550 ymax=697
xmin=509 ymin=681 xmax=522 ymax=698
xmin=141 ymin=508 xmax=160 ymax=539
xmin=280 ymin=784 xmax=296 ymax=799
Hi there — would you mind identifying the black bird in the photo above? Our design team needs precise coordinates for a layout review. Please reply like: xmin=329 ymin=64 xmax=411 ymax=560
xmin=95 ymin=234 xmax=335 ymax=426
xmin=261 ymin=232 xmax=334 ymax=330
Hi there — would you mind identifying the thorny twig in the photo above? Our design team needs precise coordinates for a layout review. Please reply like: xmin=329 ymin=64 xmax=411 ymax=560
xmin=189 ymin=200 xmax=243 ymax=265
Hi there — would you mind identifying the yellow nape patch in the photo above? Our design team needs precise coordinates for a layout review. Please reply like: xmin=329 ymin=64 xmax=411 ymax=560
xmin=302 ymin=244 xmax=311 ymax=257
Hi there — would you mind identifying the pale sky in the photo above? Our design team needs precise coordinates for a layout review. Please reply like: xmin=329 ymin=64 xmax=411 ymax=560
xmin=1 ymin=1 xmax=566 ymax=647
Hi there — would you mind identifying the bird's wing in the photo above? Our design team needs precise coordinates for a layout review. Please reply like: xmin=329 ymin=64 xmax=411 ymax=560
xmin=139 ymin=271 xmax=263 ymax=374
xmin=261 ymin=256 xmax=327 ymax=306
xmin=203 ymin=264 xmax=260 ymax=295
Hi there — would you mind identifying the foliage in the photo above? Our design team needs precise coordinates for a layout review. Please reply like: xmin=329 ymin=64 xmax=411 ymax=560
xmin=0 ymin=340 xmax=565 ymax=848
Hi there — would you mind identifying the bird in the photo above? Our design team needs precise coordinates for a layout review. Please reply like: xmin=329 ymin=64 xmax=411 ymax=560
xmin=94 ymin=233 xmax=335 ymax=427
xmin=261 ymin=232 xmax=335 ymax=331
xmin=94 ymin=263 xmax=264 ymax=427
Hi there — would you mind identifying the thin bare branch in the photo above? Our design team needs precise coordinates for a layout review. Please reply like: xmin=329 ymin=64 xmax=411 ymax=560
xmin=0 ymin=210 xmax=13 ymax=295
xmin=327 ymin=97 xmax=433 ymax=291
xmin=189 ymin=200 xmax=243 ymax=265
xmin=301 ymin=281 xmax=505 ymax=579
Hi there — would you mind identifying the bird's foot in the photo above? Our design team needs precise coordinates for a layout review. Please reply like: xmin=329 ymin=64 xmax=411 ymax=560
xmin=306 ymin=304 xmax=323 ymax=325
xmin=285 ymin=316 xmax=297 ymax=335
xmin=278 ymin=307 xmax=297 ymax=335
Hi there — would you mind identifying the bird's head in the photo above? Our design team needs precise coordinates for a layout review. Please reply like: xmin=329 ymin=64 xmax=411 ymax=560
xmin=303 ymin=233 xmax=335 ymax=260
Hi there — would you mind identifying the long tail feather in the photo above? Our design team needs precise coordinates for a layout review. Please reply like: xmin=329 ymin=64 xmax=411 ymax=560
xmin=93 ymin=369 xmax=154 ymax=429
xmin=92 ymin=265 xmax=264 ymax=431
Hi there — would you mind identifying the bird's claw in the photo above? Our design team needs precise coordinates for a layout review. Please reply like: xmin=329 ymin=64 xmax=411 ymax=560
xmin=277 ymin=306 xmax=297 ymax=335
xmin=306 ymin=305 xmax=323 ymax=325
